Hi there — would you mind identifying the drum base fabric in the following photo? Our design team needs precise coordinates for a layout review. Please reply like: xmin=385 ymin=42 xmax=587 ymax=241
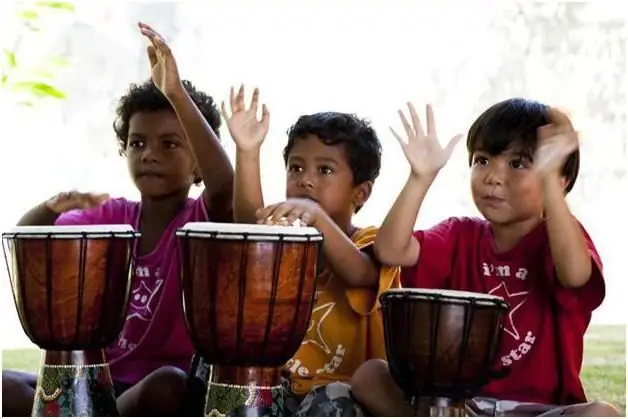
xmin=204 ymin=382 xmax=284 ymax=416
xmin=32 ymin=350 xmax=117 ymax=417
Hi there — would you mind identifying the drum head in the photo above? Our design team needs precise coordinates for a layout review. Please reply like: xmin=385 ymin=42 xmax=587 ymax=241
xmin=176 ymin=222 xmax=323 ymax=242
xmin=381 ymin=288 xmax=505 ymax=306
xmin=3 ymin=224 xmax=139 ymax=239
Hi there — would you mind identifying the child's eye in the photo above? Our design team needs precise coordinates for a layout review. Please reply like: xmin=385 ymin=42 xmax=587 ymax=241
xmin=473 ymin=156 xmax=488 ymax=166
xmin=319 ymin=166 xmax=333 ymax=175
xmin=129 ymin=140 xmax=144 ymax=148
xmin=510 ymin=159 xmax=529 ymax=169
xmin=288 ymin=164 xmax=302 ymax=173
xmin=164 ymin=140 xmax=178 ymax=149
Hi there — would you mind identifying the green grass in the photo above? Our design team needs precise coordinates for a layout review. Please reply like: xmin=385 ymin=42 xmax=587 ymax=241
xmin=2 ymin=325 xmax=625 ymax=414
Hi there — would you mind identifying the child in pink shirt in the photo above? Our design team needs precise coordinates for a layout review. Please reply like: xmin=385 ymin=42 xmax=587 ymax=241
xmin=2 ymin=23 xmax=233 ymax=416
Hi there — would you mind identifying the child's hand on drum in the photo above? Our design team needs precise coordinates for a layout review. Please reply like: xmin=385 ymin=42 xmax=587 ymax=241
xmin=45 ymin=191 xmax=110 ymax=214
xmin=221 ymin=85 xmax=270 ymax=153
xmin=391 ymin=102 xmax=462 ymax=179
xmin=137 ymin=22 xmax=184 ymax=100
xmin=256 ymin=198 xmax=321 ymax=228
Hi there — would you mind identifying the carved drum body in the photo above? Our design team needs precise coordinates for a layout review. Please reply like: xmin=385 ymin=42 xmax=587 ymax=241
xmin=2 ymin=224 xmax=138 ymax=417
xmin=177 ymin=222 xmax=323 ymax=417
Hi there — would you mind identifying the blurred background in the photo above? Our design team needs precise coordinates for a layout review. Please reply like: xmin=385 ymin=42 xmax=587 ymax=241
xmin=0 ymin=0 xmax=626 ymax=350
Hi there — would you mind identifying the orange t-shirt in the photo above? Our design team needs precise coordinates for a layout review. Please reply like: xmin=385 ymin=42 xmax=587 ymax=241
xmin=285 ymin=226 xmax=401 ymax=395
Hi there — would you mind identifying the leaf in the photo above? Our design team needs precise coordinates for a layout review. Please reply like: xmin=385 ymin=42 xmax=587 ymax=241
xmin=1 ymin=74 xmax=8 ymax=87
xmin=45 ymin=56 xmax=69 ymax=67
xmin=12 ymin=81 xmax=66 ymax=99
xmin=35 ymin=1 xmax=76 ymax=12
xmin=19 ymin=9 xmax=39 ymax=20
xmin=2 ymin=49 xmax=17 ymax=68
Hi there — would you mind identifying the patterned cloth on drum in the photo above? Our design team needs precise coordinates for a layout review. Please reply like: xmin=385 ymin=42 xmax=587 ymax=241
xmin=283 ymin=381 xmax=366 ymax=417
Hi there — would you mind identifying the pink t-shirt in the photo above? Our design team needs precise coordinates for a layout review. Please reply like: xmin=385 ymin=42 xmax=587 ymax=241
xmin=56 ymin=197 xmax=208 ymax=385
xmin=402 ymin=217 xmax=605 ymax=405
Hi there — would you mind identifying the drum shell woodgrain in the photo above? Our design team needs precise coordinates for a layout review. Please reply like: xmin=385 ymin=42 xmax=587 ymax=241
xmin=6 ymin=236 xmax=135 ymax=350
xmin=380 ymin=290 xmax=509 ymax=399
xmin=179 ymin=235 xmax=320 ymax=367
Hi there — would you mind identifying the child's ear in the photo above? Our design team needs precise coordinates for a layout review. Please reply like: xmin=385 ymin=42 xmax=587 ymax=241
xmin=560 ymin=176 xmax=569 ymax=194
xmin=353 ymin=181 xmax=373 ymax=208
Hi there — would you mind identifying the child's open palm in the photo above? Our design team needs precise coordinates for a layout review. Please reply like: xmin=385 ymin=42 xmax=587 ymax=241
xmin=534 ymin=108 xmax=579 ymax=177
xmin=138 ymin=22 xmax=182 ymax=98
xmin=391 ymin=103 xmax=462 ymax=178
xmin=221 ymin=85 xmax=270 ymax=153
xmin=45 ymin=191 xmax=109 ymax=214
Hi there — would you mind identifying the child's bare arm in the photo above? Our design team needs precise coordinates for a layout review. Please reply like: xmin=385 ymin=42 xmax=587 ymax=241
xmin=222 ymin=86 xmax=270 ymax=223
xmin=374 ymin=102 xmax=461 ymax=267
xmin=256 ymin=199 xmax=378 ymax=288
xmin=543 ymin=176 xmax=592 ymax=288
xmin=535 ymin=108 xmax=591 ymax=288
xmin=233 ymin=150 xmax=264 ymax=223
xmin=314 ymin=211 xmax=379 ymax=288
xmin=374 ymin=174 xmax=433 ymax=267
xmin=138 ymin=23 xmax=234 ymax=221
xmin=18 ymin=192 xmax=109 ymax=226
xmin=169 ymin=90 xmax=234 ymax=221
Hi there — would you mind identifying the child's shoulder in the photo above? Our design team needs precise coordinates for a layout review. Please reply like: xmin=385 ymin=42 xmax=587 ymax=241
xmin=419 ymin=216 xmax=488 ymax=234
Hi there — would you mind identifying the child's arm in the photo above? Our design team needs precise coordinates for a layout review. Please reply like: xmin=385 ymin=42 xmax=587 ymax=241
xmin=543 ymin=176 xmax=591 ymax=288
xmin=256 ymin=199 xmax=378 ymax=288
xmin=536 ymin=108 xmax=591 ymax=288
xmin=374 ymin=175 xmax=433 ymax=267
xmin=18 ymin=192 xmax=109 ymax=226
xmin=221 ymin=86 xmax=270 ymax=223
xmin=374 ymin=103 xmax=461 ymax=267
xmin=139 ymin=23 xmax=234 ymax=221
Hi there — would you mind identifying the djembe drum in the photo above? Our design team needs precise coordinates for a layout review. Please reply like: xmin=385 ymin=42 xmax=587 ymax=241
xmin=2 ymin=225 xmax=139 ymax=417
xmin=176 ymin=222 xmax=322 ymax=417
xmin=380 ymin=289 xmax=510 ymax=417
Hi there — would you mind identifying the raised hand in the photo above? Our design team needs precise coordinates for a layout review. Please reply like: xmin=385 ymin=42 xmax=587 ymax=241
xmin=534 ymin=108 xmax=579 ymax=178
xmin=138 ymin=22 xmax=183 ymax=98
xmin=45 ymin=191 xmax=110 ymax=214
xmin=221 ymin=85 xmax=270 ymax=153
xmin=391 ymin=103 xmax=462 ymax=178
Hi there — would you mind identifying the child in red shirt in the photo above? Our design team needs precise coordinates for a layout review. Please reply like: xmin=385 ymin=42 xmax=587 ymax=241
xmin=350 ymin=99 xmax=620 ymax=416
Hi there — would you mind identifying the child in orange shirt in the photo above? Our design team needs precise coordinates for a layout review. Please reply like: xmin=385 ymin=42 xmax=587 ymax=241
xmin=223 ymin=86 xmax=400 ymax=416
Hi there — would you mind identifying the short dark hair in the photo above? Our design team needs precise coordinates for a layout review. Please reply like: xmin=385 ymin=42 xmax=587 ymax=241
xmin=113 ymin=79 xmax=221 ymax=155
xmin=466 ymin=98 xmax=579 ymax=193
xmin=283 ymin=112 xmax=382 ymax=186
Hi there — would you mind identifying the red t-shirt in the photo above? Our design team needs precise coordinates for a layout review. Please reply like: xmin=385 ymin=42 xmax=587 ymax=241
xmin=401 ymin=217 xmax=605 ymax=405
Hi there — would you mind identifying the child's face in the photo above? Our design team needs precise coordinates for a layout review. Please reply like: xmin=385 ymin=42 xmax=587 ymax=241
xmin=285 ymin=135 xmax=367 ymax=224
xmin=126 ymin=110 xmax=197 ymax=198
xmin=470 ymin=148 xmax=544 ymax=225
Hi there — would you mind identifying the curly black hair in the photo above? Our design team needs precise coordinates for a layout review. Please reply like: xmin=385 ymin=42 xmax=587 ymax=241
xmin=113 ymin=79 xmax=221 ymax=155
xmin=283 ymin=112 xmax=382 ymax=186
xmin=467 ymin=98 xmax=580 ymax=193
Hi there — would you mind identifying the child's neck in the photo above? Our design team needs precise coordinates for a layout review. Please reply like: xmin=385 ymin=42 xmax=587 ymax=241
xmin=136 ymin=193 xmax=189 ymax=256
xmin=490 ymin=217 xmax=543 ymax=253
xmin=140 ymin=194 xmax=188 ymax=225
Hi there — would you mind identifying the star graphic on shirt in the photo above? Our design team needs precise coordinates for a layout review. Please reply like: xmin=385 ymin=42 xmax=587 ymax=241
xmin=302 ymin=302 xmax=335 ymax=355
xmin=488 ymin=281 xmax=529 ymax=341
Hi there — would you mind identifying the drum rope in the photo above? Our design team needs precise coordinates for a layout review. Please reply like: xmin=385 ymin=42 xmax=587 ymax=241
xmin=45 ymin=236 xmax=54 ymax=344
xmin=261 ymin=240 xmax=284 ymax=358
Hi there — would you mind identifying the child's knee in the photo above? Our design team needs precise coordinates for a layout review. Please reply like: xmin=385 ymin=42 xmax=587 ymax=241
xmin=2 ymin=371 xmax=36 ymax=417
xmin=350 ymin=358 xmax=391 ymax=396
xmin=140 ymin=366 xmax=188 ymax=405
xmin=577 ymin=401 xmax=621 ymax=417
xmin=119 ymin=366 xmax=188 ymax=416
